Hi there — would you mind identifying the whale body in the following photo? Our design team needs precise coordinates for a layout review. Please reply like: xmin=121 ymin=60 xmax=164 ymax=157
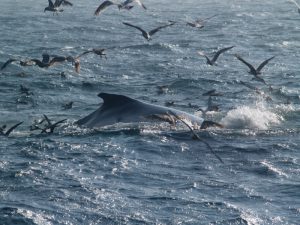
xmin=76 ymin=93 xmax=205 ymax=128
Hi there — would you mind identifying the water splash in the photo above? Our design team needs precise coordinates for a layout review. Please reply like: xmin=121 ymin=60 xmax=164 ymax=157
xmin=221 ymin=103 xmax=282 ymax=130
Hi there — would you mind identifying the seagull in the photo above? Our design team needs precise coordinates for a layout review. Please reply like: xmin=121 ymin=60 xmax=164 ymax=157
xmin=32 ymin=114 xmax=66 ymax=134
xmin=0 ymin=122 xmax=23 ymax=137
xmin=44 ymin=0 xmax=72 ymax=13
xmin=77 ymin=48 xmax=107 ymax=59
xmin=123 ymin=22 xmax=175 ymax=41
xmin=234 ymin=54 xmax=275 ymax=85
xmin=62 ymin=101 xmax=73 ymax=110
xmin=49 ymin=55 xmax=81 ymax=73
xmin=44 ymin=0 xmax=64 ymax=14
xmin=20 ymin=85 xmax=33 ymax=96
xmin=289 ymin=0 xmax=300 ymax=13
xmin=94 ymin=1 xmax=121 ymax=15
xmin=42 ymin=115 xmax=66 ymax=134
xmin=166 ymin=111 xmax=224 ymax=164
xmin=198 ymin=46 xmax=235 ymax=66
xmin=186 ymin=14 xmax=218 ymax=29
xmin=119 ymin=0 xmax=147 ymax=10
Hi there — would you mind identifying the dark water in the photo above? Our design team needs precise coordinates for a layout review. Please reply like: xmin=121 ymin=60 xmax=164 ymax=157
xmin=0 ymin=0 xmax=299 ymax=224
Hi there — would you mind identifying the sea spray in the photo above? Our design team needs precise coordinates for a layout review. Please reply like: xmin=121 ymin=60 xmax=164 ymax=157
xmin=221 ymin=103 xmax=282 ymax=130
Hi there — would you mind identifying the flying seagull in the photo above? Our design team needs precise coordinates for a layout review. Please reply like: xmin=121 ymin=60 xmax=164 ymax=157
xmin=60 ymin=0 xmax=73 ymax=6
xmin=44 ymin=0 xmax=72 ymax=13
xmin=44 ymin=0 xmax=64 ymax=14
xmin=186 ymin=14 xmax=218 ymax=29
xmin=123 ymin=21 xmax=175 ymax=41
xmin=31 ymin=114 xmax=66 ymax=134
xmin=77 ymin=48 xmax=107 ymax=59
xmin=94 ymin=0 xmax=121 ymax=15
xmin=198 ymin=46 xmax=235 ymax=66
xmin=119 ymin=0 xmax=147 ymax=10
xmin=234 ymin=54 xmax=275 ymax=85
xmin=0 ymin=122 xmax=23 ymax=137
xmin=166 ymin=111 xmax=224 ymax=164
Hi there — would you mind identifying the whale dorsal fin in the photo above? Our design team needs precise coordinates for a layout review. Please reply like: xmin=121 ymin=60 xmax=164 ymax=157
xmin=98 ymin=93 xmax=138 ymax=107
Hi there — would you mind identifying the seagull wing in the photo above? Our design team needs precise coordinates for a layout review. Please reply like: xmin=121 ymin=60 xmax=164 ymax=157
xmin=197 ymin=51 xmax=212 ymax=65
xmin=235 ymin=54 xmax=257 ymax=74
xmin=211 ymin=46 xmax=234 ymax=64
xmin=5 ymin=122 xmax=23 ymax=136
xmin=76 ymin=50 xmax=93 ymax=59
xmin=49 ymin=56 xmax=67 ymax=66
xmin=43 ymin=114 xmax=52 ymax=126
xmin=123 ymin=22 xmax=148 ymax=36
xmin=1 ymin=59 xmax=18 ymax=70
xmin=256 ymin=56 xmax=275 ymax=73
xmin=49 ymin=119 xmax=67 ymax=133
xmin=95 ymin=1 xmax=116 ymax=16
xmin=149 ymin=23 xmax=175 ymax=36
xmin=48 ymin=0 xmax=55 ymax=8
xmin=61 ymin=0 xmax=73 ymax=6
xmin=54 ymin=0 xmax=62 ymax=7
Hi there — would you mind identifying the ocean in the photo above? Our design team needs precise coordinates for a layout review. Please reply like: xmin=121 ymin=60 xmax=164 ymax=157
xmin=0 ymin=0 xmax=299 ymax=224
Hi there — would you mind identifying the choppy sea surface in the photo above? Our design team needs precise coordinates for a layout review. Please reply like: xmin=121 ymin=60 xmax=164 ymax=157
xmin=0 ymin=0 xmax=300 ymax=224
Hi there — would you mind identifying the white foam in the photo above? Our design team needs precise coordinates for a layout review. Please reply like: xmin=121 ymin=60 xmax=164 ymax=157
xmin=261 ymin=160 xmax=288 ymax=177
xmin=17 ymin=209 xmax=53 ymax=225
xmin=221 ymin=103 xmax=282 ymax=130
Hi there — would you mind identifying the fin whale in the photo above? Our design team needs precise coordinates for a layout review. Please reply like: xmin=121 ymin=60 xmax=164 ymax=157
xmin=76 ymin=93 xmax=221 ymax=129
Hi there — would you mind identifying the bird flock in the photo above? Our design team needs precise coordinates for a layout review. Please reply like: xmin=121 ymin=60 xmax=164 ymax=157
xmin=0 ymin=0 xmax=297 ymax=137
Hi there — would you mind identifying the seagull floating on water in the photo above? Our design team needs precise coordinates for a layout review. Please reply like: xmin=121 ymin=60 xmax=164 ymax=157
xmin=198 ymin=46 xmax=235 ymax=66
xmin=234 ymin=54 xmax=275 ymax=85
xmin=123 ymin=21 xmax=175 ymax=41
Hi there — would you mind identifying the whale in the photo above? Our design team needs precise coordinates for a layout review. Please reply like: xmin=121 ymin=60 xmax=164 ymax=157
xmin=76 ymin=93 xmax=222 ymax=129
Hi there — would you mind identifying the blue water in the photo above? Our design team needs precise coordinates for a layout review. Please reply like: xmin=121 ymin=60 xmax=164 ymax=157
xmin=0 ymin=0 xmax=299 ymax=224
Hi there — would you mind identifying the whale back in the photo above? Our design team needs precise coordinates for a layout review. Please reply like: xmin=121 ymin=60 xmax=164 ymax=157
xmin=76 ymin=93 xmax=204 ymax=128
